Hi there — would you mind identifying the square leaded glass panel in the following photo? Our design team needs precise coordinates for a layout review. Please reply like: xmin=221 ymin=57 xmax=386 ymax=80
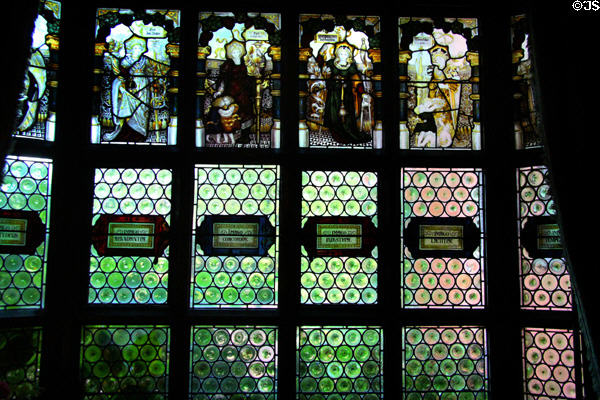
xmin=522 ymin=327 xmax=581 ymax=399
xmin=192 ymin=165 xmax=279 ymax=308
xmin=81 ymin=325 xmax=170 ymax=399
xmin=517 ymin=166 xmax=571 ymax=310
xmin=89 ymin=168 xmax=171 ymax=304
xmin=401 ymin=168 xmax=485 ymax=308
xmin=403 ymin=326 xmax=488 ymax=399
xmin=301 ymin=170 xmax=378 ymax=304
xmin=190 ymin=326 xmax=277 ymax=398
xmin=0 ymin=156 xmax=52 ymax=309
xmin=297 ymin=326 xmax=383 ymax=398
xmin=0 ymin=327 xmax=42 ymax=399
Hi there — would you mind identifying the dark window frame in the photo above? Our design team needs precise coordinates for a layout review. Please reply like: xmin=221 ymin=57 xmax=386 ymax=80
xmin=0 ymin=2 xmax=587 ymax=399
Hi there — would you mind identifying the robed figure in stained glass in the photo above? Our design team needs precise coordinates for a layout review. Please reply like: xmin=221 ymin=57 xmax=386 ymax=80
xmin=412 ymin=43 xmax=472 ymax=148
xmin=205 ymin=41 xmax=256 ymax=144
xmin=402 ymin=20 xmax=477 ymax=149
xmin=300 ymin=15 xmax=380 ymax=149
xmin=204 ymin=39 xmax=272 ymax=145
xmin=103 ymin=36 xmax=168 ymax=142
xmin=322 ymin=43 xmax=373 ymax=144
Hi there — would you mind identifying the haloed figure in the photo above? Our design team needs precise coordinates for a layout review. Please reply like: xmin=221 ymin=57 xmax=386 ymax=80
xmin=323 ymin=43 xmax=373 ymax=144
xmin=104 ymin=37 xmax=152 ymax=141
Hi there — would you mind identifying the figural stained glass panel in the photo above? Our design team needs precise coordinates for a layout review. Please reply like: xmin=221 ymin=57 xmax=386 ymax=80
xmin=0 ymin=327 xmax=42 ymax=399
xmin=299 ymin=14 xmax=382 ymax=149
xmin=297 ymin=326 xmax=383 ymax=399
xmin=403 ymin=326 xmax=488 ymax=399
xmin=197 ymin=12 xmax=281 ymax=148
xmin=301 ymin=171 xmax=378 ymax=304
xmin=399 ymin=18 xmax=480 ymax=150
xmin=81 ymin=325 xmax=170 ymax=399
xmin=13 ymin=0 xmax=61 ymax=141
xmin=92 ymin=8 xmax=181 ymax=145
xmin=190 ymin=326 xmax=277 ymax=398
xmin=192 ymin=165 xmax=279 ymax=308
xmin=89 ymin=168 xmax=171 ymax=304
xmin=522 ymin=328 xmax=582 ymax=399
xmin=401 ymin=168 xmax=485 ymax=308
xmin=518 ymin=166 xmax=572 ymax=310
xmin=511 ymin=15 xmax=542 ymax=149
xmin=0 ymin=156 xmax=52 ymax=309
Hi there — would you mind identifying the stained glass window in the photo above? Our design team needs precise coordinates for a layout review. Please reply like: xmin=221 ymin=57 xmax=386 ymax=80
xmin=81 ymin=325 xmax=170 ymax=399
xmin=197 ymin=12 xmax=281 ymax=148
xmin=13 ymin=0 xmax=61 ymax=141
xmin=0 ymin=156 xmax=52 ymax=309
xmin=511 ymin=15 xmax=542 ymax=149
xmin=90 ymin=168 xmax=171 ymax=304
xmin=190 ymin=326 xmax=277 ymax=398
xmin=301 ymin=170 xmax=378 ymax=304
xmin=92 ymin=8 xmax=181 ymax=145
xmin=297 ymin=326 xmax=383 ymax=398
xmin=517 ymin=166 xmax=571 ymax=310
xmin=522 ymin=328 xmax=581 ymax=399
xmin=401 ymin=168 xmax=485 ymax=308
xmin=399 ymin=18 xmax=480 ymax=150
xmin=403 ymin=326 xmax=488 ymax=399
xmin=192 ymin=165 xmax=279 ymax=308
xmin=298 ymin=14 xmax=382 ymax=149
xmin=0 ymin=327 xmax=42 ymax=399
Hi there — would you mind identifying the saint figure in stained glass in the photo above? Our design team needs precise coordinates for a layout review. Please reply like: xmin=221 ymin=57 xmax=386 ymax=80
xmin=204 ymin=40 xmax=270 ymax=144
xmin=399 ymin=18 xmax=479 ymax=150
xmin=198 ymin=12 xmax=280 ymax=148
xmin=14 ymin=0 xmax=61 ymax=141
xmin=299 ymin=14 xmax=381 ymax=149
xmin=93 ymin=9 xmax=180 ymax=145
xmin=102 ymin=36 xmax=168 ymax=141
xmin=323 ymin=43 xmax=373 ymax=144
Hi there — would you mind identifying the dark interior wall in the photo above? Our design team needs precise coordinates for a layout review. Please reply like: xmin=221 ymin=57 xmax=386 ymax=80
xmin=530 ymin=3 xmax=600 ymax=393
